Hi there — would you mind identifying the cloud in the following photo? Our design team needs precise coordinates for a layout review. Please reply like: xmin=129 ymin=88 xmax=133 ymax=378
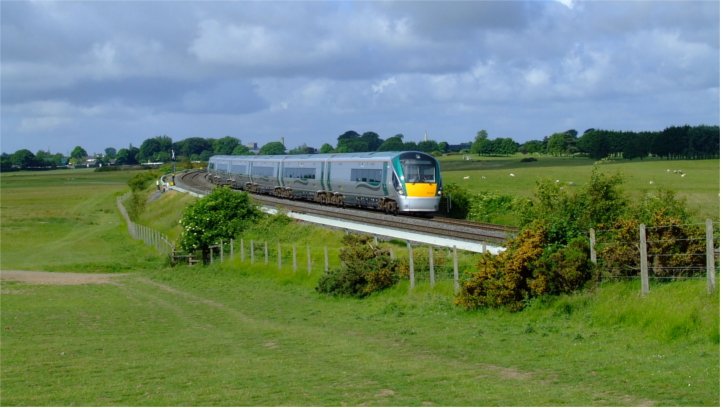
xmin=0 ymin=0 xmax=718 ymax=155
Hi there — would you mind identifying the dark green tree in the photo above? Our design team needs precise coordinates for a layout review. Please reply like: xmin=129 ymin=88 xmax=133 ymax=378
xmin=11 ymin=149 xmax=37 ymax=168
xmin=470 ymin=130 xmax=490 ymax=156
xmin=213 ymin=136 xmax=240 ymax=155
xmin=70 ymin=146 xmax=88 ymax=160
xmin=377 ymin=136 xmax=404 ymax=151
xmin=259 ymin=141 xmax=286 ymax=155
xmin=104 ymin=147 xmax=117 ymax=159
xmin=319 ymin=143 xmax=334 ymax=153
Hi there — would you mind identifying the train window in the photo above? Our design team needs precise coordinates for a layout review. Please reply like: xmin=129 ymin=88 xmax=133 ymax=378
xmin=230 ymin=164 xmax=247 ymax=174
xmin=251 ymin=166 xmax=274 ymax=177
xmin=351 ymin=168 xmax=382 ymax=184
xmin=284 ymin=167 xmax=316 ymax=179
xmin=402 ymin=160 xmax=436 ymax=183
xmin=209 ymin=163 xmax=215 ymax=170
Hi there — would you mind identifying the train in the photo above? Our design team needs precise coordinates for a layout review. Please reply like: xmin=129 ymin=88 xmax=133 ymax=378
xmin=206 ymin=151 xmax=442 ymax=214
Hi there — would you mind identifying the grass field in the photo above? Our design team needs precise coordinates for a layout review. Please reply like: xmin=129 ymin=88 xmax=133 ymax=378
xmin=0 ymin=169 xmax=164 ymax=272
xmin=0 ymin=164 xmax=719 ymax=406
xmin=1 ymin=268 xmax=719 ymax=406
xmin=440 ymin=155 xmax=720 ymax=222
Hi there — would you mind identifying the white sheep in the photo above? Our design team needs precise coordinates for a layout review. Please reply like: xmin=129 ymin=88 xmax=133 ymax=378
xmin=509 ymin=173 xmax=515 ymax=177
xmin=681 ymin=173 xmax=686 ymax=177
xmin=463 ymin=176 xmax=470 ymax=180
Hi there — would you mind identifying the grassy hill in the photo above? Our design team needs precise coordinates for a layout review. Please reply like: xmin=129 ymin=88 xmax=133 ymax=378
xmin=0 ymin=164 xmax=719 ymax=406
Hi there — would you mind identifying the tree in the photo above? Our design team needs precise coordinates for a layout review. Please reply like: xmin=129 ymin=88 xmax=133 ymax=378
xmin=174 ymin=137 xmax=212 ymax=158
xmin=417 ymin=139 xmax=440 ymax=153
xmin=438 ymin=141 xmax=449 ymax=153
xmin=259 ymin=141 xmax=286 ymax=155
xmin=470 ymin=130 xmax=490 ymax=156
xmin=360 ymin=131 xmax=383 ymax=151
xmin=11 ymin=149 xmax=37 ymax=168
xmin=179 ymin=187 xmax=260 ymax=262
xmin=288 ymin=144 xmax=315 ymax=155
xmin=70 ymin=146 xmax=88 ymax=161
xmin=546 ymin=132 xmax=577 ymax=156
xmin=213 ymin=136 xmax=240 ymax=155
xmin=520 ymin=140 xmax=544 ymax=154
xmin=104 ymin=147 xmax=117 ymax=159
xmin=232 ymin=144 xmax=252 ymax=155
xmin=319 ymin=143 xmax=334 ymax=154
xmin=377 ymin=136 xmax=404 ymax=152
xmin=139 ymin=135 xmax=172 ymax=162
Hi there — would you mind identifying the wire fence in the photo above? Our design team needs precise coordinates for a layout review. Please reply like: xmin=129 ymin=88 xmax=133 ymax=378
xmin=117 ymin=192 xmax=174 ymax=255
xmin=590 ymin=219 xmax=719 ymax=294
xmin=208 ymin=237 xmax=468 ymax=293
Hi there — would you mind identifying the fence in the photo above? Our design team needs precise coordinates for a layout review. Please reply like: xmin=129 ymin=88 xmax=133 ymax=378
xmin=117 ymin=193 xmax=174 ymax=255
xmin=208 ymin=237 xmax=467 ymax=293
xmin=590 ymin=219 xmax=719 ymax=294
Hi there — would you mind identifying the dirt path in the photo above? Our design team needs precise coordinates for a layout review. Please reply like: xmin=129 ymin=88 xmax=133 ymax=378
xmin=0 ymin=270 xmax=128 ymax=285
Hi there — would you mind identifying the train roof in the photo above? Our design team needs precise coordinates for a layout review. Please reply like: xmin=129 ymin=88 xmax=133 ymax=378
xmin=209 ymin=151 xmax=436 ymax=162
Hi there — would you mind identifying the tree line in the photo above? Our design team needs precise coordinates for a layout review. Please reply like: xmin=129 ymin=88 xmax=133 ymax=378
xmin=2 ymin=124 xmax=717 ymax=171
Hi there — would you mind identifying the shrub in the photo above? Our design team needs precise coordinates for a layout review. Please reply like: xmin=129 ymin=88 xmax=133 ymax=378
xmin=128 ymin=171 xmax=160 ymax=192
xmin=467 ymin=191 xmax=516 ymax=223
xmin=440 ymin=182 xmax=471 ymax=219
xmin=520 ymin=157 xmax=537 ymax=163
xmin=316 ymin=234 xmax=399 ymax=297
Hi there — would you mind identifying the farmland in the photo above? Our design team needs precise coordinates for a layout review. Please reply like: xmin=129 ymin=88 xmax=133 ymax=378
xmin=0 ymin=159 xmax=720 ymax=406
xmin=440 ymin=155 xmax=719 ymax=222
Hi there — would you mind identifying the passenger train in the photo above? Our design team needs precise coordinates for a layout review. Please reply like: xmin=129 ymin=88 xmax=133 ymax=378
xmin=207 ymin=151 xmax=442 ymax=214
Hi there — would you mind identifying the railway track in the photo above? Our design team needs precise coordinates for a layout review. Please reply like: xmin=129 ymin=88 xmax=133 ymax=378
xmin=176 ymin=170 xmax=515 ymax=245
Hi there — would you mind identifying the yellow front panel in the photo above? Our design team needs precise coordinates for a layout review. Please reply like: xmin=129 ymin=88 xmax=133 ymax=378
xmin=405 ymin=183 xmax=437 ymax=197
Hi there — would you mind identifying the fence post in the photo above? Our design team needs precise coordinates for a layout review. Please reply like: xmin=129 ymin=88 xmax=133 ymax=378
xmin=389 ymin=248 xmax=395 ymax=260
xmin=241 ymin=239 xmax=245 ymax=262
xmin=230 ymin=238 xmax=234 ymax=259
xmin=324 ymin=246 xmax=329 ymax=272
xmin=264 ymin=241 xmax=269 ymax=265
xmin=639 ymin=224 xmax=649 ymax=295
xmin=251 ymin=240 xmax=255 ymax=264
xmin=277 ymin=241 xmax=282 ymax=270
xmin=407 ymin=241 xmax=415 ymax=289
xmin=706 ymin=219 xmax=716 ymax=294
xmin=293 ymin=244 xmax=297 ymax=272
xmin=453 ymin=246 xmax=459 ymax=295
xmin=589 ymin=228 xmax=597 ymax=265
xmin=307 ymin=244 xmax=312 ymax=274
xmin=429 ymin=246 xmax=435 ymax=288
xmin=220 ymin=240 xmax=224 ymax=263
xmin=210 ymin=245 xmax=214 ymax=265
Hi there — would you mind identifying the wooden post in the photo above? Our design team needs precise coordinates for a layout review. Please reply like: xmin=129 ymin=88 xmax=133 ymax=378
xmin=210 ymin=245 xmax=214 ymax=264
xmin=389 ymin=248 xmax=395 ymax=259
xmin=293 ymin=244 xmax=297 ymax=272
xmin=706 ymin=219 xmax=716 ymax=294
xmin=220 ymin=240 xmax=224 ymax=263
xmin=241 ymin=239 xmax=245 ymax=262
xmin=251 ymin=240 xmax=255 ymax=264
xmin=589 ymin=228 xmax=597 ymax=265
xmin=324 ymin=246 xmax=329 ymax=272
xmin=407 ymin=241 xmax=415 ymax=289
xmin=639 ymin=224 xmax=649 ymax=295
xmin=429 ymin=246 xmax=435 ymax=288
xmin=277 ymin=241 xmax=282 ymax=270
xmin=264 ymin=241 xmax=269 ymax=265
xmin=230 ymin=238 xmax=234 ymax=259
xmin=453 ymin=246 xmax=459 ymax=295
xmin=307 ymin=244 xmax=311 ymax=274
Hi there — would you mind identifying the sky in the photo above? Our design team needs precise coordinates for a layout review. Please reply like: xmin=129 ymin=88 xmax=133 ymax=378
xmin=1 ymin=0 xmax=720 ymax=155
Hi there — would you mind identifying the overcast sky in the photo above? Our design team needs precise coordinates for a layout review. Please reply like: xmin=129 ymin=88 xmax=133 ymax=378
xmin=1 ymin=0 xmax=719 ymax=155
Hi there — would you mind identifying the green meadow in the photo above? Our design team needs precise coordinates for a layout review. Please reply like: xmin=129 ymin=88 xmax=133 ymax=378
xmin=440 ymin=155 xmax=720 ymax=222
xmin=0 ymin=161 xmax=719 ymax=406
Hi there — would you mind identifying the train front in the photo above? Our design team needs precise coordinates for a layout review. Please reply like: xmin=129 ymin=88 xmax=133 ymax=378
xmin=392 ymin=152 xmax=442 ymax=212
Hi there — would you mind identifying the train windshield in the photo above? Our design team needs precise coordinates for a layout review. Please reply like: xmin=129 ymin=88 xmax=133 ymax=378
xmin=401 ymin=157 xmax=436 ymax=183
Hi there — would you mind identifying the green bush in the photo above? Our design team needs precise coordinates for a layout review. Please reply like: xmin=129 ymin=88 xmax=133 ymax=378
xmin=316 ymin=234 xmax=399 ymax=297
xmin=439 ymin=182 xmax=471 ymax=219
xmin=467 ymin=191 xmax=516 ymax=223
xmin=128 ymin=171 xmax=160 ymax=192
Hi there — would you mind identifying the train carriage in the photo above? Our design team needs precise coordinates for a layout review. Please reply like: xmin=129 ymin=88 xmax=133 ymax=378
xmin=207 ymin=151 xmax=441 ymax=213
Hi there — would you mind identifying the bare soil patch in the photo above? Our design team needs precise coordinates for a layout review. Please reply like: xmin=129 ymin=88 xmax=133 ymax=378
xmin=0 ymin=270 xmax=128 ymax=285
